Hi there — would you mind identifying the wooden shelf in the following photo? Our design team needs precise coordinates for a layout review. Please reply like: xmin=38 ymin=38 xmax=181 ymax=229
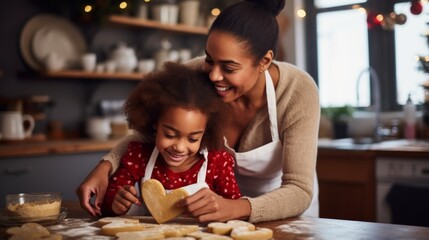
xmin=108 ymin=15 xmax=208 ymax=35
xmin=39 ymin=16 xmax=207 ymax=82
xmin=42 ymin=70 xmax=144 ymax=81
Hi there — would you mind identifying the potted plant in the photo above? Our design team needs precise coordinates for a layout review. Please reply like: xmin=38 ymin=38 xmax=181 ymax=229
xmin=321 ymin=105 xmax=354 ymax=139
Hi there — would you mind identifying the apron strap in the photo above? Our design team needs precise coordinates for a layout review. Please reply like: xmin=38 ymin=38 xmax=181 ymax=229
xmin=197 ymin=147 xmax=209 ymax=183
xmin=143 ymin=147 xmax=159 ymax=182
xmin=264 ymin=70 xmax=279 ymax=141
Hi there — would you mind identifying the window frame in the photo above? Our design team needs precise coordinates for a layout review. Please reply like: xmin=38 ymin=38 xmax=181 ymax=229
xmin=304 ymin=0 xmax=412 ymax=111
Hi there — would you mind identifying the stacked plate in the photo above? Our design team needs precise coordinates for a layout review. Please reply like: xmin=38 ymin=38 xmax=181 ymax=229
xmin=20 ymin=14 xmax=87 ymax=70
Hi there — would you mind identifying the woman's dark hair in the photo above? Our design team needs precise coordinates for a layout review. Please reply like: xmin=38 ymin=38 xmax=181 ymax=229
xmin=209 ymin=0 xmax=286 ymax=64
xmin=124 ymin=62 xmax=227 ymax=150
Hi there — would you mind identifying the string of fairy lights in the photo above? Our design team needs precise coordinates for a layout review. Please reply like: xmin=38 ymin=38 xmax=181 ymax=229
xmin=79 ymin=0 xmax=221 ymax=22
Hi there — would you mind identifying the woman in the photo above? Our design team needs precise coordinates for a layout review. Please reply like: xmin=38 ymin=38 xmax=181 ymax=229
xmin=76 ymin=0 xmax=320 ymax=223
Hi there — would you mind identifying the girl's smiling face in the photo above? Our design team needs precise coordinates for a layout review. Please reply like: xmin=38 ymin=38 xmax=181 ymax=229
xmin=204 ymin=30 xmax=262 ymax=103
xmin=155 ymin=107 xmax=207 ymax=172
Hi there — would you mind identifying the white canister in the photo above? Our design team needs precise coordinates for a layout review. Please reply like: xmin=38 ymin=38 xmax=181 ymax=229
xmin=179 ymin=0 xmax=200 ymax=26
xmin=86 ymin=117 xmax=112 ymax=140
xmin=137 ymin=1 xmax=149 ymax=19
xmin=0 ymin=111 xmax=35 ymax=140
xmin=152 ymin=3 xmax=179 ymax=24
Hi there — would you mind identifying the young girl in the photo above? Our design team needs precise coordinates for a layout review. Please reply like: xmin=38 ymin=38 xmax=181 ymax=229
xmin=101 ymin=62 xmax=241 ymax=216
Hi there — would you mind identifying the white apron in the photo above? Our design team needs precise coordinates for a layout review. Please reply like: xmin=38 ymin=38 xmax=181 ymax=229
xmin=225 ymin=70 xmax=319 ymax=217
xmin=126 ymin=147 xmax=209 ymax=215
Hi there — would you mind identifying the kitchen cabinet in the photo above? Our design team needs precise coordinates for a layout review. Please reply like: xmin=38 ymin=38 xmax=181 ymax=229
xmin=41 ymin=15 xmax=208 ymax=81
xmin=0 ymin=151 xmax=107 ymax=207
xmin=317 ymin=140 xmax=429 ymax=223
xmin=317 ymin=149 xmax=377 ymax=222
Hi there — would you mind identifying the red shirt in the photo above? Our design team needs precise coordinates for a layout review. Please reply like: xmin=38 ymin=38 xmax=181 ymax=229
xmin=102 ymin=142 xmax=241 ymax=216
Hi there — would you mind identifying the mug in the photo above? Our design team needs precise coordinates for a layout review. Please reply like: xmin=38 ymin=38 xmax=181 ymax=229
xmin=0 ymin=111 xmax=35 ymax=140
xmin=81 ymin=53 xmax=97 ymax=72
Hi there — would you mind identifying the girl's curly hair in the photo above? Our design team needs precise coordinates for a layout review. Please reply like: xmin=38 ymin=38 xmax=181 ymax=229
xmin=124 ymin=62 xmax=228 ymax=150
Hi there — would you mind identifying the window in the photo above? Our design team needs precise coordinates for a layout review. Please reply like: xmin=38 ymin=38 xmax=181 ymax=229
xmin=395 ymin=2 xmax=428 ymax=105
xmin=317 ymin=8 xmax=369 ymax=107
xmin=305 ymin=0 xmax=428 ymax=110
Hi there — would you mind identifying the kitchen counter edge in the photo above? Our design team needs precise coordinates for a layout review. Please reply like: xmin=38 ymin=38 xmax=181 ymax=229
xmin=0 ymin=139 xmax=122 ymax=158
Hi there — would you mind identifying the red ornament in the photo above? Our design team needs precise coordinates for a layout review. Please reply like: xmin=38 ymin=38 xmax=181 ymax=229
xmin=367 ymin=12 xmax=382 ymax=29
xmin=410 ymin=0 xmax=423 ymax=15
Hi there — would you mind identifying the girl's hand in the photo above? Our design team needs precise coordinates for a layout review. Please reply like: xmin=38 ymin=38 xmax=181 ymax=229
xmin=112 ymin=185 xmax=141 ymax=215
xmin=75 ymin=161 xmax=111 ymax=217
xmin=178 ymin=188 xmax=251 ymax=222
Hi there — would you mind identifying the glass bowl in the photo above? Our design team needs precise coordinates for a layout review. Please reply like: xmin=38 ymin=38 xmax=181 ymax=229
xmin=6 ymin=192 xmax=62 ymax=218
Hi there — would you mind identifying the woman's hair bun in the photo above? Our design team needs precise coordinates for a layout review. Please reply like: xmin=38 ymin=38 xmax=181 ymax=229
xmin=246 ymin=0 xmax=285 ymax=16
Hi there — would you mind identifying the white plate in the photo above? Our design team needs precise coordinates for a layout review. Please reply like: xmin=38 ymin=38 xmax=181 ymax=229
xmin=20 ymin=14 xmax=87 ymax=70
xmin=0 ymin=207 xmax=67 ymax=226
xmin=32 ymin=26 xmax=80 ymax=68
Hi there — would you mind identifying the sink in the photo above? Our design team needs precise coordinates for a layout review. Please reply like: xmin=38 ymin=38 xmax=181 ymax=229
xmin=318 ymin=138 xmax=429 ymax=151
xmin=371 ymin=139 xmax=429 ymax=151
xmin=318 ymin=138 xmax=373 ymax=150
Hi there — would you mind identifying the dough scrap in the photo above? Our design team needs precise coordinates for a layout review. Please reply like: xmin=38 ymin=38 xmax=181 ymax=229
xmin=116 ymin=230 xmax=165 ymax=240
xmin=157 ymin=224 xmax=199 ymax=237
xmin=96 ymin=216 xmax=140 ymax=227
xmin=142 ymin=179 xmax=189 ymax=223
xmin=207 ymin=220 xmax=255 ymax=235
xmin=100 ymin=222 xmax=149 ymax=236
xmin=6 ymin=223 xmax=62 ymax=240
xmin=186 ymin=231 xmax=233 ymax=240
xmin=230 ymin=226 xmax=273 ymax=240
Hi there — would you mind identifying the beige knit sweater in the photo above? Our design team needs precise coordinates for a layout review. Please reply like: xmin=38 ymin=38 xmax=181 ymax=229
xmin=102 ymin=59 xmax=320 ymax=223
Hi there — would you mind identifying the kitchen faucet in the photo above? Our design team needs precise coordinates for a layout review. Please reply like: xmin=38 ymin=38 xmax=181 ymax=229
xmin=356 ymin=67 xmax=382 ymax=143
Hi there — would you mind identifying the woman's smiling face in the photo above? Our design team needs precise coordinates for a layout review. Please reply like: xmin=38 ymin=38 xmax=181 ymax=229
xmin=155 ymin=107 xmax=207 ymax=172
xmin=204 ymin=31 xmax=261 ymax=103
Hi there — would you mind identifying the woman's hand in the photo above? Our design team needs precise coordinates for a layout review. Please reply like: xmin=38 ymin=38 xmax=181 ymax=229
xmin=75 ymin=161 xmax=112 ymax=216
xmin=112 ymin=185 xmax=141 ymax=215
xmin=178 ymin=188 xmax=251 ymax=222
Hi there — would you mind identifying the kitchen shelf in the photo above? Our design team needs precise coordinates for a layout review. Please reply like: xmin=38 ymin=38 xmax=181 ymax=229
xmin=108 ymin=15 xmax=208 ymax=35
xmin=42 ymin=70 xmax=144 ymax=81
xmin=40 ymin=16 xmax=208 ymax=82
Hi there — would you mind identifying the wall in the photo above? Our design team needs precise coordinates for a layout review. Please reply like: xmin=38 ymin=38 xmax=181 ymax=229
xmin=282 ymin=0 xmax=306 ymax=70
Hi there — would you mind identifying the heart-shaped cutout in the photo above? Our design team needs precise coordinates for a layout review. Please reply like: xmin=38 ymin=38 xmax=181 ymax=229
xmin=141 ymin=179 xmax=189 ymax=223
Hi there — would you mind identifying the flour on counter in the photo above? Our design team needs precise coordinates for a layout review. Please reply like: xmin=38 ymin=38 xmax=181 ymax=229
xmin=48 ymin=218 xmax=113 ymax=239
